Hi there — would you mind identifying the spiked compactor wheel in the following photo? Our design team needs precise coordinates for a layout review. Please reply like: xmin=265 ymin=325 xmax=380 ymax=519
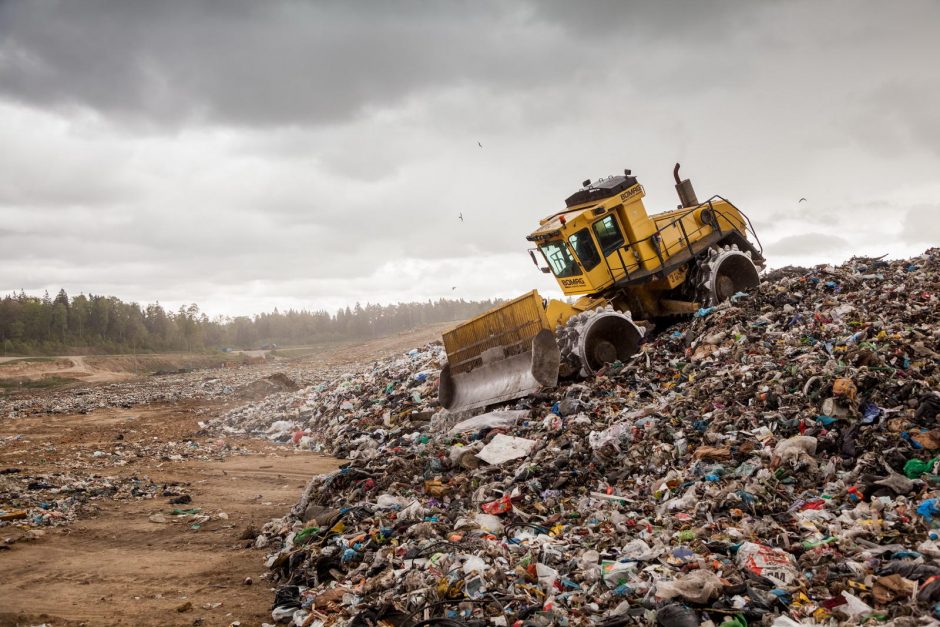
xmin=696 ymin=245 xmax=762 ymax=306
xmin=556 ymin=306 xmax=644 ymax=377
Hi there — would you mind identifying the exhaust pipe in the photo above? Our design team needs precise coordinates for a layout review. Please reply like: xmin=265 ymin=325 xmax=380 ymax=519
xmin=674 ymin=163 xmax=699 ymax=208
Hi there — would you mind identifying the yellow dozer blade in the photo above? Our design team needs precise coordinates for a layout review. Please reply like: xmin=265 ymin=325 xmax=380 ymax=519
xmin=439 ymin=290 xmax=560 ymax=412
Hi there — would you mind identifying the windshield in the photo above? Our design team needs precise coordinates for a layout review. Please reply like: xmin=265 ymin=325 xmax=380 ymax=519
xmin=540 ymin=241 xmax=580 ymax=278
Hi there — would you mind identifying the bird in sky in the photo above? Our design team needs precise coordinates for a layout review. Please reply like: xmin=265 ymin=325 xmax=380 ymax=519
xmin=477 ymin=141 xmax=483 ymax=148
xmin=451 ymin=286 xmax=457 ymax=291
xmin=799 ymin=198 xmax=807 ymax=203
xmin=458 ymin=212 xmax=464 ymax=222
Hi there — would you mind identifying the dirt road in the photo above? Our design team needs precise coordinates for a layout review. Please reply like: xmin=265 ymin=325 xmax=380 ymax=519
xmin=0 ymin=325 xmax=451 ymax=626
xmin=0 ymin=455 xmax=338 ymax=626
xmin=0 ymin=399 xmax=340 ymax=626
xmin=0 ymin=354 xmax=227 ymax=385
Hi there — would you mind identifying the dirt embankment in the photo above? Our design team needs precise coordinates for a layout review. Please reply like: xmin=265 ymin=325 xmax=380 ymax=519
xmin=271 ymin=322 xmax=454 ymax=367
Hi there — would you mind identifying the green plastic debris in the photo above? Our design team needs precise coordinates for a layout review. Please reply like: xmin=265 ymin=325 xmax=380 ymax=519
xmin=860 ymin=612 xmax=889 ymax=622
xmin=719 ymin=615 xmax=747 ymax=627
xmin=904 ymin=457 xmax=939 ymax=478
xmin=801 ymin=536 xmax=837 ymax=550
xmin=295 ymin=526 xmax=320 ymax=543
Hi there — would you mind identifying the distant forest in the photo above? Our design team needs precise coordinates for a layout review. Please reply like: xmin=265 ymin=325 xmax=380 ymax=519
xmin=0 ymin=290 xmax=499 ymax=355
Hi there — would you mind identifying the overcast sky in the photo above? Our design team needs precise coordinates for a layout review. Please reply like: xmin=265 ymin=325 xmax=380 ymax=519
xmin=1 ymin=1 xmax=938 ymax=317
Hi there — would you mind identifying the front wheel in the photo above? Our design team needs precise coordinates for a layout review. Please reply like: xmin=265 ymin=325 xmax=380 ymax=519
xmin=557 ymin=307 xmax=644 ymax=377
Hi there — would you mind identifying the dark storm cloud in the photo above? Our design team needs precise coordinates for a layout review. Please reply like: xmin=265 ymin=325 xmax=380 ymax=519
xmin=0 ymin=1 xmax=557 ymax=127
xmin=1 ymin=0 xmax=939 ymax=315
xmin=2 ymin=0 xmax=939 ymax=134
xmin=0 ymin=0 xmax=774 ymax=129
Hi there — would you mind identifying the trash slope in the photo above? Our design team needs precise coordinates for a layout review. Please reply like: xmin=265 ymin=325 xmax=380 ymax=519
xmin=222 ymin=250 xmax=940 ymax=625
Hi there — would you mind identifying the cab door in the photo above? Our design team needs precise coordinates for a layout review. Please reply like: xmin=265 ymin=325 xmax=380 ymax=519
xmin=566 ymin=227 xmax=614 ymax=292
xmin=593 ymin=214 xmax=629 ymax=281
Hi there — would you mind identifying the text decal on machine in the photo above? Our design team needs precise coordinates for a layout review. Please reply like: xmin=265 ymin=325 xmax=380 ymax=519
xmin=620 ymin=186 xmax=641 ymax=202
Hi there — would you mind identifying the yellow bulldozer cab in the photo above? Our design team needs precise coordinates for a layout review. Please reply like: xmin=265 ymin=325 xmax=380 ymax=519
xmin=528 ymin=182 xmax=751 ymax=299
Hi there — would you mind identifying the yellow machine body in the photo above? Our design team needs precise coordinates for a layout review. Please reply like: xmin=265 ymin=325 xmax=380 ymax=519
xmin=526 ymin=182 xmax=749 ymax=318
xmin=439 ymin=165 xmax=764 ymax=412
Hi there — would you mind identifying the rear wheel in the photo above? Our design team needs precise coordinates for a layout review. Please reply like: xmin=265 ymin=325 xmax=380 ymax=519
xmin=695 ymin=245 xmax=761 ymax=306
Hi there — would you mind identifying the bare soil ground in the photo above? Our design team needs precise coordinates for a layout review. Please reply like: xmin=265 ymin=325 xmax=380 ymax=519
xmin=0 ymin=401 xmax=338 ymax=627
xmin=0 ymin=323 xmax=453 ymax=387
xmin=0 ymin=324 xmax=449 ymax=626
xmin=0 ymin=354 xmax=243 ymax=385
xmin=0 ymin=355 xmax=133 ymax=384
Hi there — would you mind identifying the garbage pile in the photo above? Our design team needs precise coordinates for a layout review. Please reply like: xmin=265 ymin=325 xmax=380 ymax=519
xmin=1 ymin=363 xmax=316 ymax=418
xmin=252 ymin=251 xmax=938 ymax=624
xmin=0 ymin=468 xmax=161 ymax=527
xmin=213 ymin=348 xmax=442 ymax=449
xmin=0 ymin=435 xmax=249 ymax=528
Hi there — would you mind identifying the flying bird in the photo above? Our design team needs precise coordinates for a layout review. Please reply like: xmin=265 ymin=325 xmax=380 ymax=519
xmin=451 ymin=286 xmax=457 ymax=291
xmin=799 ymin=198 xmax=807 ymax=203
xmin=458 ymin=212 xmax=464 ymax=222
xmin=477 ymin=141 xmax=483 ymax=148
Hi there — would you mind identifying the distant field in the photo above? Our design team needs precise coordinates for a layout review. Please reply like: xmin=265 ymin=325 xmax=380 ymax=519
xmin=269 ymin=346 xmax=322 ymax=359
xmin=0 ymin=322 xmax=455 ymax=396
xmin=0 ymin=352 xmax=250 ymax=393
xmin=271 ymin=322 xmax=452 ymax=364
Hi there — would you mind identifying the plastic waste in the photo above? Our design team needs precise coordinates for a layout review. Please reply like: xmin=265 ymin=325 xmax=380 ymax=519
xmin=656 ymin=570 xmax=723 ymax=603
xmin=476 ymin=434 xmax=536 ymax=465
xmin=448 ymin=409 xmax=528 ymax=434
xmin=656 ymin=604 xmax=700 ymax=627
xmin=736 ymin=542 xmax=800 ymax=589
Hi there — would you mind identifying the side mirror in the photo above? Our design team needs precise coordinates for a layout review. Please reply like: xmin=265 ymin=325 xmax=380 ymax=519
xmin=529 ymin=249 xmax=551 ymax=274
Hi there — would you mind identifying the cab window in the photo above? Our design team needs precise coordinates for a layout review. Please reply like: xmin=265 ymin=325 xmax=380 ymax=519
xmin=539 ymin=241 xmax=580 ymax=278
xmin=568 ymin=228 xmax=601 ymax=271
xmin=592 ymin=215 xmax=625 ymax=255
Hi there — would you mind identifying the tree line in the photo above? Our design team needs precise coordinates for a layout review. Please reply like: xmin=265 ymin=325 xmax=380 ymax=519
xmin=0 ymin=290 xmax=499 ymax=355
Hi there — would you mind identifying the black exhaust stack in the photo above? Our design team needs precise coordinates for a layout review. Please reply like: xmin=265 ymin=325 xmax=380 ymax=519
xmin=673 ymin=163 xmax=699 ymax=208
